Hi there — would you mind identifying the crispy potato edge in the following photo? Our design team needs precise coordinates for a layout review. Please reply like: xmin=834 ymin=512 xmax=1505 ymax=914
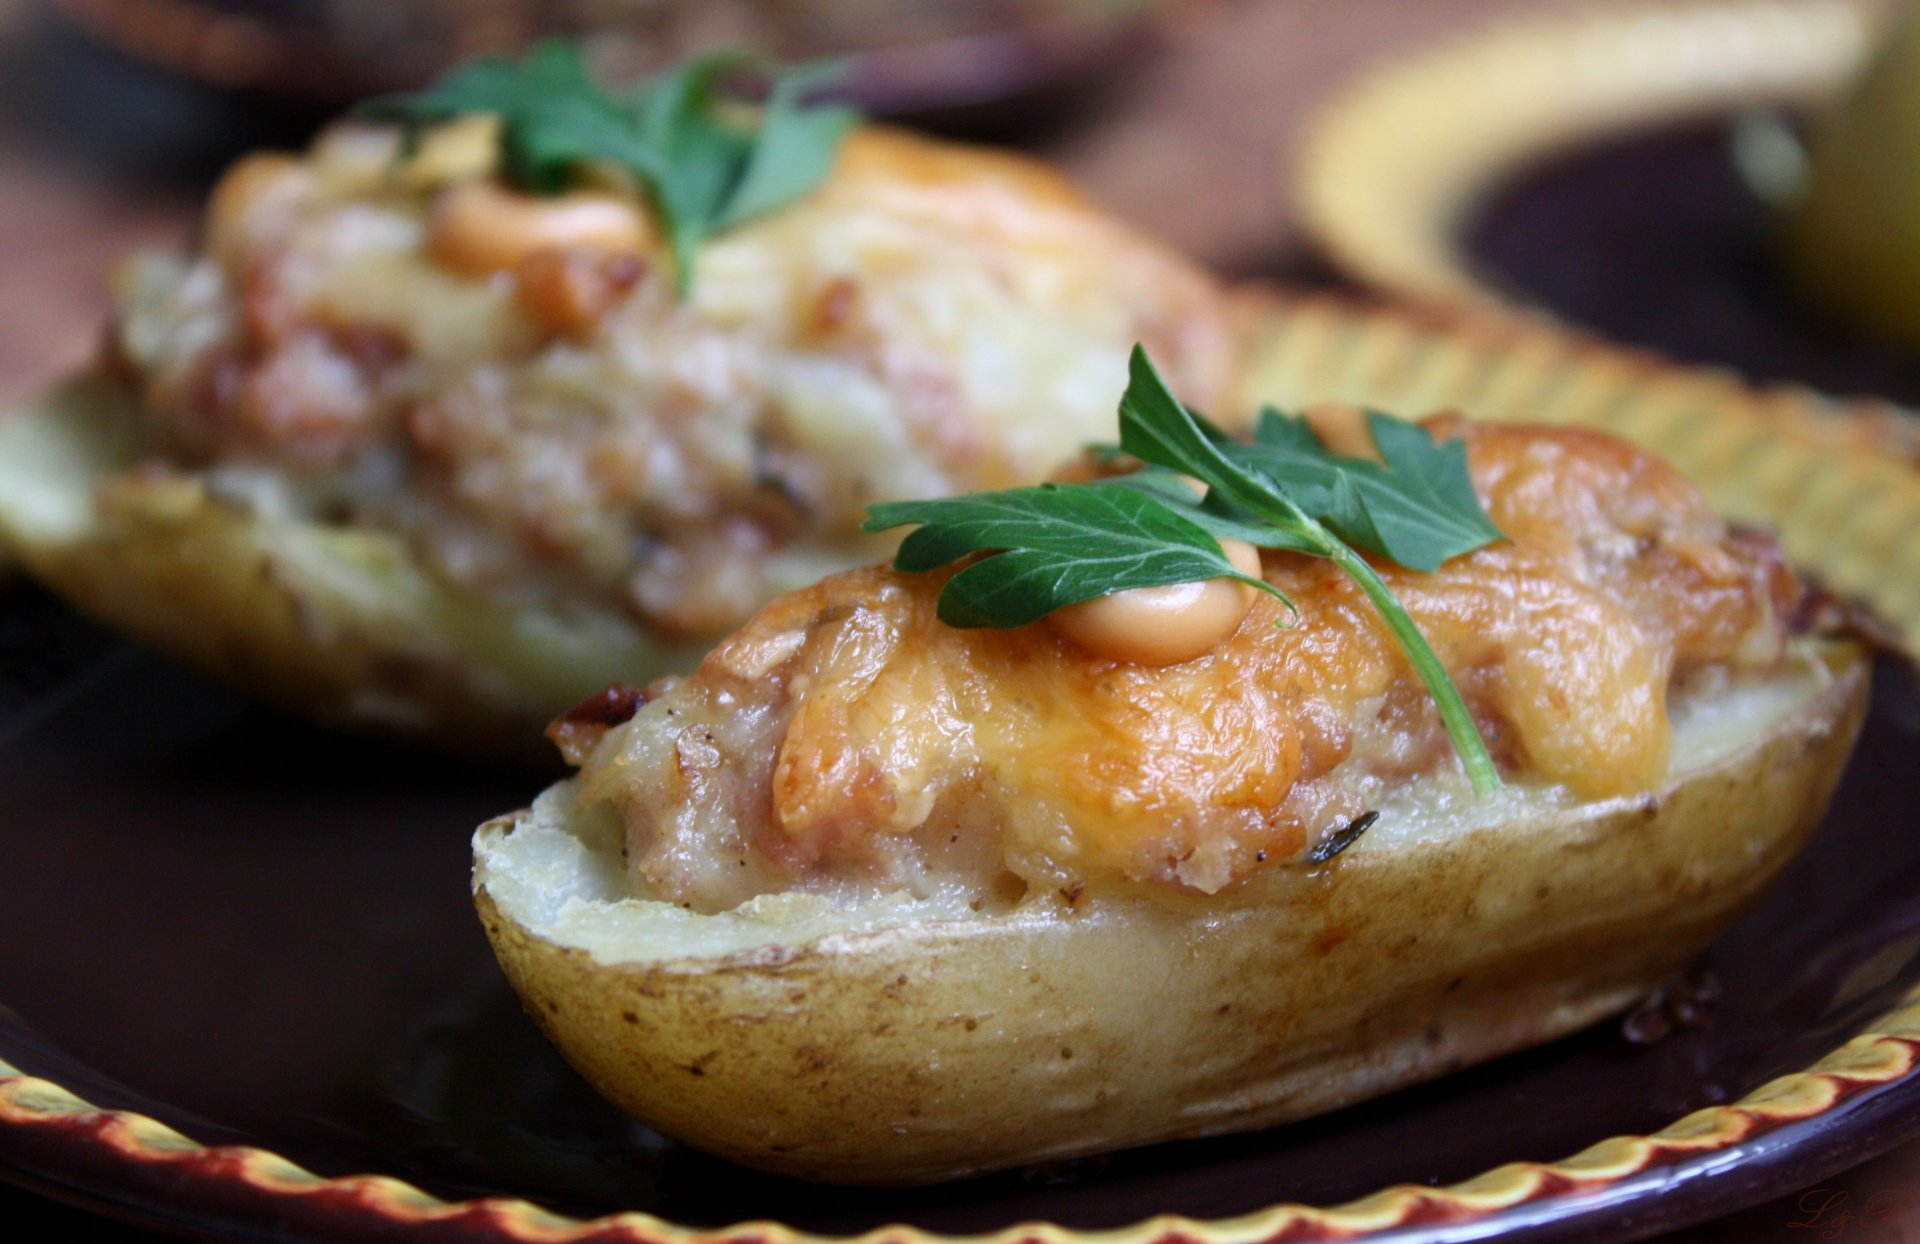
xmin=474 ymin=645 xmax=1870 ymax=1185
xmin=0 ymin=374 xmax=705 ymax=763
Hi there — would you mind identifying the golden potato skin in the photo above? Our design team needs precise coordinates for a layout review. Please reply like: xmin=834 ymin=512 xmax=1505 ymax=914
xmin=0 ymin=377 xmax=699 ymax=762
xmin=475 ymin=645 xmax=1867 ymax=1184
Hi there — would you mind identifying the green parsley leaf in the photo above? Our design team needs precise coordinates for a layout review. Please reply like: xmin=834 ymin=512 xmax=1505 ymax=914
xmin=868 ymin=485 xmax=1289 ymax=629
xmin=714 ymin=62 xmax=859 ymax=229
xmin=1092 ymin=469 xmax=1319 ymax=556
xmin=1115 ymin=350 xmax=1289 ymax=526
xmin=358 ymin=41 xmax=858 ymax=297
xmin=360 ymin=42 xmax=660 ymax=194
xmin=864 ymin=344 xmax=1510 ymax=796
xmin=1241 ymin=408 xmax=1503 ymax=573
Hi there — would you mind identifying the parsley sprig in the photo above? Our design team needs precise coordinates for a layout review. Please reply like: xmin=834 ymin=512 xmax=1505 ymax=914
xmin=864 ymin=347 xmax=1507 ymax=795
xmin=359 ymin=41 xmax=859 ymax=297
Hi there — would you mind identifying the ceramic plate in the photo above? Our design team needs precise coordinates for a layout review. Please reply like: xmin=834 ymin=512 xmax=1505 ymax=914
xmin=8 ymin=296 xmax=1920 ymax=1242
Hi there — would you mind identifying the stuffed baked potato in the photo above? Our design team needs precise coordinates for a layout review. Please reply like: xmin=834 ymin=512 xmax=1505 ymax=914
xmin=0 ymin=49 xmax=1250 ymax=757
xmin=473 ymin=410 xmax=1870 ymax=1184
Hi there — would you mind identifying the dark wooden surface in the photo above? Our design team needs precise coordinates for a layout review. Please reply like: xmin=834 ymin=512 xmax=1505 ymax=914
xmin=2 ymin=0 xmax=1918 ymax=1239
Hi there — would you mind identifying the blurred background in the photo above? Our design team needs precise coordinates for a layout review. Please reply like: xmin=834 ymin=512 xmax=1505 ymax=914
xmin=0 ymin=0 xmax=1583 ymax=405
xmin=4 ymin=0 xmax=1920 ymax=1240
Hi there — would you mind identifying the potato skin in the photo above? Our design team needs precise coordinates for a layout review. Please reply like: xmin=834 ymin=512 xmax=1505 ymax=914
xmin=0 ymin=376 xmax=703 ymax=763
xmin=475 ymin=646 xmax=1868 ymax=1184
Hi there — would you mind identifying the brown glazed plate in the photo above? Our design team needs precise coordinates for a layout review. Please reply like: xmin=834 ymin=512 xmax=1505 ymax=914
xmin=9 ymin=294 xmax=1920 ymax=1242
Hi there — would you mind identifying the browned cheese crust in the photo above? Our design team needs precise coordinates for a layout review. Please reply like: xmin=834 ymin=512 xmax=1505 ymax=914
xmin=567 ymin=419 xmax=1803 ymax=911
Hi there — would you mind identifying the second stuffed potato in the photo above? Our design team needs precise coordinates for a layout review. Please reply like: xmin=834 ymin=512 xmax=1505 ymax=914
xmin=0 ymin=51 xmax=1252 ymax=756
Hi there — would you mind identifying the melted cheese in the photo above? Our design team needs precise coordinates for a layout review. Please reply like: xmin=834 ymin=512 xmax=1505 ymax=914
xmin=576 ymin=421 xmax=1800 ymax=910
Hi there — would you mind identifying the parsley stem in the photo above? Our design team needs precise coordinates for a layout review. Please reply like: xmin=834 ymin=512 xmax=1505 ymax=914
xmin=1322 ymin=541 xmax=1503 ymax=796
xmin=1207 ymin=481 xmax=1502 ymax=796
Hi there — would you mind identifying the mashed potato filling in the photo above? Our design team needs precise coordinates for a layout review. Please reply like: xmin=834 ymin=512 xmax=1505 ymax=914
xmin=547 ymin=421 xmax=1806 ymax=914
xmin=476 ymin=645 xmax=1829 ymax=963
xmin=107 ymin=124 xmax=1247 ymax=639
